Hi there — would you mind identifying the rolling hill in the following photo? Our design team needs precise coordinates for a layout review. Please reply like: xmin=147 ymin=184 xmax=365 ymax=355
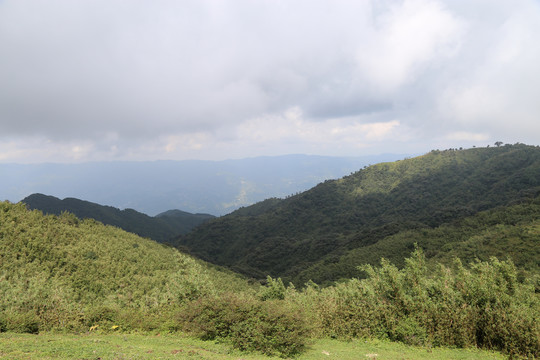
xmin=21 ymin=193 xmax=214 ymax=244
xmin=178 ymin=144 xmax=540 ymax=284
xmin=0 ymin=200 xmax=251 ymax=333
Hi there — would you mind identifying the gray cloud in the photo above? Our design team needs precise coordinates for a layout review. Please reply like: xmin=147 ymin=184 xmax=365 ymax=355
xmin=1 ymin=0 xmax=539 ymax=162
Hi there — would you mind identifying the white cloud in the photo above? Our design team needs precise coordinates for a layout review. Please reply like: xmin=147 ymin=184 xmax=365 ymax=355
xmin=0 ymin=137 xmax=97 ymax=163
xmin=356 ymin=0 xmax=464 ymax=93
xmin=0 ymin=0 xmax=539 ymax=162
xmin=446 ymin=131 xmax=489 ymax=142
xmin=228 ymin=108 xmax=405 ymax=156
xmin=438 ymin=0 xmax=540 ymax=140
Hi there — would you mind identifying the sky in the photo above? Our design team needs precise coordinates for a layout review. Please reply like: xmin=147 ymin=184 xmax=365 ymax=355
xmin=1 ymin=0 xmax=539 ymax=163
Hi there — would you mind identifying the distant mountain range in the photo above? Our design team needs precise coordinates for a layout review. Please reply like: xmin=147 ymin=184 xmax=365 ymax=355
xmin=178 ymin=144 xmax=540 ymax=284
xmin=1 ymin=154 xmax=408 ymax=215
xmin=22 ymin=193 xmax=214 ymax=243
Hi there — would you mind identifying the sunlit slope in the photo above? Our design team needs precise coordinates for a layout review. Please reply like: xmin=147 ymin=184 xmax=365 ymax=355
xmin=179 ymin=144 xmax=540 ymax=283
xmin=0 ymin=202 xmax=251 ymax=331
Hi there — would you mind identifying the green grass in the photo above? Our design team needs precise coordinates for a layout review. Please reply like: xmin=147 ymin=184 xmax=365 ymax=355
xmin=0 ymin=333 xmax=507 ymax=360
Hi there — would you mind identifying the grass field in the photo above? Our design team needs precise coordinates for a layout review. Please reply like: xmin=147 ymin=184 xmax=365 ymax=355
xmin=0 ymin=333 xmax=507 ymax=360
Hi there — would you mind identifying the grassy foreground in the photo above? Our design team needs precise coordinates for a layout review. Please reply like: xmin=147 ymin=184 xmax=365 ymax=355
xmin=0 ymin=333 xmax=507 ymax=360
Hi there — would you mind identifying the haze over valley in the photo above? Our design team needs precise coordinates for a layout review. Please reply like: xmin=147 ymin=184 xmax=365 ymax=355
xmin=1 ymin=154 xmax=406 ymax=215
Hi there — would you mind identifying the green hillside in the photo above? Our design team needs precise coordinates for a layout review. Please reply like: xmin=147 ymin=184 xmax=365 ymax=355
xmin=0 ymin=201 xmax=249 ymax=333
xmin=22 ymin=193 xmax=214 ymax=244
xmin=296 ymin=199 xmax=540 ymax=285
xmin=1 ymin=200 xmax=537 ymax=358
xmin=178 ymin=144 xmax=540 ymax=284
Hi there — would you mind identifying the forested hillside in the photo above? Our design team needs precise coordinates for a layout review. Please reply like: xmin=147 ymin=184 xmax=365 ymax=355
xmin=22 ymin=193 xmax=214 ymax=243
xmin=178 ymin=144 xmax=540 ymax=284
xmin=1 ymin=191 xmax=538 ymax=358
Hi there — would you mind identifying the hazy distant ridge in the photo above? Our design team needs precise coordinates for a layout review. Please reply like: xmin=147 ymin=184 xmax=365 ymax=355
xmin=1 ymin=154 xmax=406 ymax=215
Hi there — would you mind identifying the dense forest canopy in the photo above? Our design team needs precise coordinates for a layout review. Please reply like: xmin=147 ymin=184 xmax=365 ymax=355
xmin=178 ymin=144 xmax=540 ymax=284
xmin=21 ymin=193 xmax=214 ymax=244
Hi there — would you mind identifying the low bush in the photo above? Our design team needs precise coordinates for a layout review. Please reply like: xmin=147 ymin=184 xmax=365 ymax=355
xmin=0 ymin=314 xmax=6 ymax=332
xmin=258 ymin=276 xmax=287 ymax=300
xmin=179 ymin=293 xmax=310 ymax=358
xmin=300 ymin=248 xmax=539 ymax=359
xmin=4 ymin=311 xmax=40 ymax=334
xmin=84 ymin=304 xmax=119 ymax=327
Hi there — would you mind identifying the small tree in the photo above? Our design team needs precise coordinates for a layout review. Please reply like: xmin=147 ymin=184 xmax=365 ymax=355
xmin=495 ymin=141 xmax=503 ymax=147
xmin=259 ymin=276 xmax=287 ymax=300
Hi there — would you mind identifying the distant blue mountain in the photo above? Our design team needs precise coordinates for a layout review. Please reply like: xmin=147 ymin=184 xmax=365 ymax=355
xmin=1 ymin=154 xmax=408 ymax=215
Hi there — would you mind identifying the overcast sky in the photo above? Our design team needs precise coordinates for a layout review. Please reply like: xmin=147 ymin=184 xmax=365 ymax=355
xmin=1 ymin=0 xmax=539 ymax=163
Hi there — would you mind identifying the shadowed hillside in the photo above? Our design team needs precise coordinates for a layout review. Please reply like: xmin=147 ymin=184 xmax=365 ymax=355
xmin=178 ymin=144 xmax=540 ymax=284
xmin=21 ymin=193 xmax=214 ymax=243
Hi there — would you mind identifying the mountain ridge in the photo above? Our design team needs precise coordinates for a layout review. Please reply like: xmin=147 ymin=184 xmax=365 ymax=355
xmin=21 ymin=193 xmax=214 ymax=244
xmin=178 ymin=144 xmax=540 ymax=284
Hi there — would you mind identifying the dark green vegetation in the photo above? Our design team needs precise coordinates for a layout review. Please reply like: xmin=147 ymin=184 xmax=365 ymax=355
xmin=0 ymin=200 xmax=538 ymax=358
xmin=22 ymin=193 xmax=214 ymax=243
xmin=178 ymin=144 xmax=540 ymax=284
xmin=293 ymin=248 xmax=539 ymax=359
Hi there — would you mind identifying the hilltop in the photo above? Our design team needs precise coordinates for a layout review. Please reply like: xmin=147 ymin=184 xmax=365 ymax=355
xmin=178 ymin=144 xmax=540 ymax=284
xmin=0 ymin=201 xmax=250 ymax=332
xmin=21 ymin=193 xmax=214 ymax=244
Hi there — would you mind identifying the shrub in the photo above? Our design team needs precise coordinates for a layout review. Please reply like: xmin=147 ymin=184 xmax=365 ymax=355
xmin=258 ymin=276 xmax=287 ymax=301
xmin=230 ymin=300 xmax=309 ymax=357
xmin=84 ymin=304 xmax=118 ymax=327
xmin=5 ymin=311 xmax=40 ymax=334
xmin=179 ymin=293 xmax=310 ymax=357
xmin=0 ymin=314 xmax=6 ymax=332
xmin=300 ymin=248 xmax=539 ymax=359
xmin=391 ymin=317 xmax=427 ymax=346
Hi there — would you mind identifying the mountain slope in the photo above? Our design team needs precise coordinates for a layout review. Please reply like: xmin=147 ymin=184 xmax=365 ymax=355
xmin=0 ymin=201 xmax=250 ymax=332
xmin=21 ymin=193 xmax=214 ymax=243
xmin=178 ymin=144 xmax=540 ymax=284
xmin=295 ymin=198 xmax=540 ymax=284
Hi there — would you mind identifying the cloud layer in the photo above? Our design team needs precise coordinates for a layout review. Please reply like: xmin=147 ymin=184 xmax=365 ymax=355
xmin=1 ymin=0 xmax=539 ymax=162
